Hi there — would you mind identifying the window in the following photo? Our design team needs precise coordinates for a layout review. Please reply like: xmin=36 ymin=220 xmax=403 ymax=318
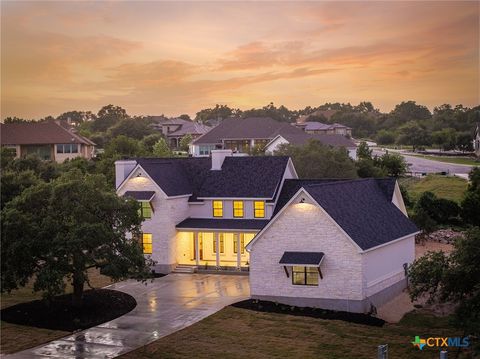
xmin=254 ymin=201 xmax=265 ymax=218
xmin=56 ymin=144 xmax=79 ymax=154
xmin=138 ymin=201 xmax=152 ymax=219
xmin=233 ymin=233 xmax=245 ymax=254
xmin=213 ymin=233 xmax=225 ymax=254
xmin=233 ymin=201 xmax=244 ymax=218
xmin=142 ymin=233 xmax=152 ymax=254
xmin=213 ymin=200 xmax=223 ymax=217
xmin=292 ymin=266 xmax=318 ymax=286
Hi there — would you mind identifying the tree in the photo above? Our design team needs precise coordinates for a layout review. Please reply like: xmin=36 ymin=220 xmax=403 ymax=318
xmin=275 ymin=140 xmax=357 ymax=179
xmin=108 ymin=118 xmax=154 ymax=140
xmin=356 ymin=159 xmax=387 ymax=178
xmin=57 ymin=111 xmax=96 ymax=125
xmin=456 ymin=131 xmax=474 ymax=152
xmin=376 ymin=129 xmax=396 ymax=145
xmin=141 ymin=134 xmax=164 ymax=152
xmin=461 ymin=167 xmax=480 ymax=225
xmin=91 ymin=105 xmax=129 ymax=132
xmin=408 ymin=227 xmax=480 ymax=345
xmin=104 ymin=135 xmax=143 ymax=158
xmin=1 ymin=170 xmax=153 ymax=307
xmin=179 ymin=134 xmax=193 ymax=152
xmin=195 ymin=104 xmax=238 ymax=124
xmin=0 ymin=170 xmax=40 ymax=209
xmin=178 ymin=114 xmax=192 ymax=121
xmin=3 ymin=117 xmax=33 ymax=123
xmin=390 ymin=101 xmax=431 ymax=124
xmin=396 ymin=121 xmax=431 ymax=151
xmin=152 ymin=138 xmax=172 ymax=157
xmin=431 ymin=128 xmax=457 ymax=151
xmin=356 ymin=141 xmax=372 ymax=160
xmin=414 ymin=191 xmax=460 ymax=226
xmin=375 ymin=153 xmax=408 ymax=177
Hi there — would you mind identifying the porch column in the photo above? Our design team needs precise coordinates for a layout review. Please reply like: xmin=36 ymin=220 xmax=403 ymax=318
xmin=215 ymin=232 xmax=220 ymax=269
xmin=194 ymin=232 xmax=199 ymax=266
xmin=236 ymin=233 xmax=242 ymax=270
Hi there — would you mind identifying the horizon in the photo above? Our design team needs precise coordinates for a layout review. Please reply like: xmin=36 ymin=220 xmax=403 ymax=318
xmin=1 ymin=1 xmax=479 ymax=119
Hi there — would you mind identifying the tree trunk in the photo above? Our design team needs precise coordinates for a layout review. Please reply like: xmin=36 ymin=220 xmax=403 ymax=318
xmin=72 ymin=270 xmax=84 ymax=308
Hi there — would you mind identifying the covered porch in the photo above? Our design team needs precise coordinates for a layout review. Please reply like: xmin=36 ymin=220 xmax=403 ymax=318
xmin=176 ymin=218 xmax=268 ymax=271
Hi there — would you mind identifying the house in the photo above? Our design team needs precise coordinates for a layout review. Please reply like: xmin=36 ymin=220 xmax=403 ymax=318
xmin=115 ymin=151 xmax=419 ymax=313
xmin=474 ymin=123 xmax=480 ymax=157
xmin=0 ymin=121 xmax=96 ymax=162
xmin=190 ymin=117 xmax=354 ymax=157
xmin=295 ymin=121 xmax=352 ymax=137
xmin=151 ymin=117 xmax=211 ymax=148
xmin=264 ymin=132 xmax=357 ymax=159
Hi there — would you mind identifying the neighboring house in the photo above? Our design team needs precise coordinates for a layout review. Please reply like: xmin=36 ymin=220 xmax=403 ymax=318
xmin=115 ymin=150 xmax=418 ymax=313
xmin=151 ymin=118 xmax=211 ymax=148
xmin=264 ymin=132 xmax=357 ymax=159
xmin=474 ymin=123 xmax=480 ymax=157
xmin=295 ymin=121 xmax=352 ymax=137
xmin=0 ymin=121 xmax=95 ymax=163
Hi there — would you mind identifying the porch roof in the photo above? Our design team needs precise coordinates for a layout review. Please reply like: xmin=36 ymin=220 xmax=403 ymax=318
xmin=176 ymin=218 xmax=269 ymax=231
xmin=124 ymin=191 xmax=155 ymax=201
xmin=279 ymin=251 xmax=325 ymax=266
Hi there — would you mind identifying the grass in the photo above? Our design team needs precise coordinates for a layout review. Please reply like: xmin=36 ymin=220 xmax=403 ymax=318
xmin=120 ymin=306 xmax=469 ymax=359
xmin=399 ymin=175 xmax=468 ymax=203
xmin=0 ymin=268 xmax=113 ymax=354
xmin=406 ymin=154 xmax=480 ymax=166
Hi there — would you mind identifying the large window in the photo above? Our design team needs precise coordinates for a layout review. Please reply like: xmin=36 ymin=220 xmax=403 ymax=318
xmin=138 ymin=201 xmax=152 ymax=219
xmin=254 ymin=201 xmax=265 ymax=218
xmin=213 ymin=233 xmax=225 ymax=254
xmin=213 ymin=200 xmax=223 ymax=217
xmin=233 ymin=233 xmax=245 ymax=254
xmin=142 ymin=233 xmax=153 ymax=254
xmin=292 ymin=266 xmax=319 ymax=286
xmin=57 ymin=144 xmax=79 ymax=154
xmin=233 ymin=201 xmax=244 ymax=218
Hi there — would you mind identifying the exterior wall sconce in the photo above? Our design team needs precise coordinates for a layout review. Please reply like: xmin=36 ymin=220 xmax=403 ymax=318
xmin=137 ymin=172 xmax=142 ymax=177
xmin=299 ymin=198 xmax=305 ymax=203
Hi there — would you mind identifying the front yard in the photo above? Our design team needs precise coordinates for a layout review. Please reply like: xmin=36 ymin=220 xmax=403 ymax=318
xmin=399 ymin=174 xmax=468 ymax=203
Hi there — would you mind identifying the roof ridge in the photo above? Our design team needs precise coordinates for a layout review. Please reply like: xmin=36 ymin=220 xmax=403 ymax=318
xmin=303 ymin=178 xmax=374 ymax=188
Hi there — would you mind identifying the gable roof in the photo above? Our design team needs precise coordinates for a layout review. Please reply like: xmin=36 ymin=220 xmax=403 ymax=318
xmin=302 ymin=122 xmax=351 ymax=131
xmin=271 ymin=178 xmax=418 ymax=251
xmin=168 ymin=121 xmax=211 ymax=137
xmin=128 ymin=156 xmax=290 ymax=200
xmin=0 ymin=122 xmax=95 ymax=146
xmin=193 ymin=117 xmax=297 ymax=145
xmin=270 ymin=132 xmax=356 ymax=149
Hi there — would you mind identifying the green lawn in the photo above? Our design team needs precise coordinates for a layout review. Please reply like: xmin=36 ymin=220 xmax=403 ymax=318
xmin=120 ymin=306 xmax=470 ymax=359
xmin=406 ymin=154 xmax=479 ymax=166
xmin=399 ymin=175 xmax=468 ymax=203
xmin=0 ymin=269 xmax=113 ymax=354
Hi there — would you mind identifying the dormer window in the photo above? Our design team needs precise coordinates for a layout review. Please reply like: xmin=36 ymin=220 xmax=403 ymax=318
xmin=233 ymin=201 xmax=244 ymax=218
xmin=213 ymin=200 xmax=223 ymax=217
xmin=254 ymin=201 xmax=265 ymax=218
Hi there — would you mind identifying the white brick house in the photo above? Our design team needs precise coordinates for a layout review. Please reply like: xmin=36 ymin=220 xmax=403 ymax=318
xmin=116 ymin=151 xmax=418 ymax=313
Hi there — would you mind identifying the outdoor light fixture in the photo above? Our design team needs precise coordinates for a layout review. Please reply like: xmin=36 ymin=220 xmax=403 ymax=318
xmin=137 ymin=172 xmax=142 ymax=177
xmin=300 ymin=198 xmax=305 ymax=203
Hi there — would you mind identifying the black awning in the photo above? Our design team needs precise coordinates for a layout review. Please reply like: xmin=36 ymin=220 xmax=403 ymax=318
xmin=176 ymin=218 xmax=269 ymax=231
xmin=279 ymin=251 xmax=325 ymax=266
xmin=124 ymin=191 xmax=155 ymax=201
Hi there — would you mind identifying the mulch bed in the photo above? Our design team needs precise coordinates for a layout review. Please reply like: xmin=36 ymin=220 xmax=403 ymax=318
xmin=232 ymin=299 xmax=385 ymax=327
xmin=1 ymin=289 xmax=136 ymax=332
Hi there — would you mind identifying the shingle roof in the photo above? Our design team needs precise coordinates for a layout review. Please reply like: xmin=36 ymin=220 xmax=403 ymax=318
xmin=274 ymin=178 xmax=418 ymax=250
xmin=168 ymin=121 xmax=211 ymax=137
xmin=0 ymin=122 xmax=95 ymax=145
xmin=193 ymin=117 xmax=296 ymax=144
xmin=303 ymin=122 xmax=351 ymax=131
xmin=279 ymin=251 xmax=325 ymax=266
xmin=275 ymin=133 xmax=356 ymax=148
xmin=123 ymin=191 xmax=156 ymax=201
xmin=133 ymin=156 xmax=289 ymax=200
xmin=176 ymin=218 xmax=269 ymax=231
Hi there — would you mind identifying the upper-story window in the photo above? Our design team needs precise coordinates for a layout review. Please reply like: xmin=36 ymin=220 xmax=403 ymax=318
xmin=57 ymin=144 xmax=79 ymax=154
xmin=254 ymin=201 xmax=265 ymax=218
xmin=233 ymin=201 xmax=244 ymax=218
xmin=139 ymin=202 xmax=152 ymax=219
xmin=213 ymin=200 xmax=223 ymax=217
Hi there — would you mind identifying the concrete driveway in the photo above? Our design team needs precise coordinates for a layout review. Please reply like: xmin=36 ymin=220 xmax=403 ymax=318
xmin=6 ymin=274 xmax=250 ymax=359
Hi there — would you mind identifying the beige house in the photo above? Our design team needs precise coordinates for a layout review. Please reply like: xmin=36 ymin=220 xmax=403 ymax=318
xmin=0 ymin=121 xmax=95 ymax=163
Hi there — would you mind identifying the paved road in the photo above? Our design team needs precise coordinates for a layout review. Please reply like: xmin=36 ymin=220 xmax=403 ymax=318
xmin=6 ymin=274 xmax=250 ymax=359
xmin=372 ymin=149 xmax=474 ymax=174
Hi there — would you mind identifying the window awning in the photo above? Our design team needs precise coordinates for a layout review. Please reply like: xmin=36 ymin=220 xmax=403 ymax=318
xmin=124 ymin=191 xmax=155 ymax=201
xmin=279 ymin=251 xmax=325 ymax=267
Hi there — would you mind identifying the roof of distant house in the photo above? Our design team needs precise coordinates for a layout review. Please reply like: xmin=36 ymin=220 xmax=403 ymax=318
xmin=168 ymin=121 xmax=211 ymax=137
xmin=0 ymin=121 xmax=95 ymax=146
xmin=300 ymin=122 xmax=351 ymax=131
xmin=296 ymin=109 xmax=339 ymax=123
xmin=273 ymin=178 xmax=418 ymax=250
xmin=192 ymin=117 xmax=300 ymax=145
xmin=269 ymin=132 xmax=356 ymax=149
xmin=132 ymin=155 xmax=290 ymax=200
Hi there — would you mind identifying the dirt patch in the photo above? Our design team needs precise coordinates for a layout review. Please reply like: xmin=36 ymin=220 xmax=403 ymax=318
xmin=231 ymin=299 xmax=385 ymax=327
xmin=415 ymin=240 xmax=454 ymax=259
xmin=1 ymin=289 xmax=136 ymax=332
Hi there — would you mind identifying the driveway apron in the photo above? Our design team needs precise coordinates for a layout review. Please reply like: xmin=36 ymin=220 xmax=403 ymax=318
xmin=5 ymin=273 xmax=250 ymax=359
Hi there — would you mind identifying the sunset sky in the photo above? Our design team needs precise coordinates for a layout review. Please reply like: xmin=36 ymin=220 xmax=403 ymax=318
xmin=1 ymin=1 xmax=479 ymax=119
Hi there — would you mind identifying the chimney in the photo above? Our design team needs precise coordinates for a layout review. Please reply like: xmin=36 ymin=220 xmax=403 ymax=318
xmin=211 ymin=149 xmax=232 ymax=170
xmin=115 ymin=159 xmax=137 ymax=189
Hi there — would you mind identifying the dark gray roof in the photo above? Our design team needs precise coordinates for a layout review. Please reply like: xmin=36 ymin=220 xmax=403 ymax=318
xmin=279 ymin=251 xmax=325 ymax=265
xmin=276 ymin=132 xmax=356 ymax=149
xmin=124 ymin=191 xmax=155 ymax=201
xmin=193 ymin=117 xmax=298 ymax=144
xmin=274 ymin=178 xmax=418 ymax=250
xmin=133 ymin=156 xmax=289 ymax=200
xmin=176 ymin=218 xmax=269 ymax=231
